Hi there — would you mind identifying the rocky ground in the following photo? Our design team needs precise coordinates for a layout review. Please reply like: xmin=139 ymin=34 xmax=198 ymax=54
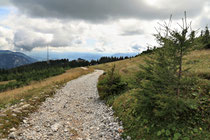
xmin=5 ymin=70 xmax=124 ymax=140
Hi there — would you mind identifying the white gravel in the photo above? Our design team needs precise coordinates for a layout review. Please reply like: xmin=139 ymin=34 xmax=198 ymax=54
xmin=8 ymin=70 xmax=124 ymax=140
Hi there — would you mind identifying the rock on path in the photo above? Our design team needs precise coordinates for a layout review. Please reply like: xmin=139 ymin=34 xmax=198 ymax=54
xmin=8 ymin=70 xmax=123 ymax=140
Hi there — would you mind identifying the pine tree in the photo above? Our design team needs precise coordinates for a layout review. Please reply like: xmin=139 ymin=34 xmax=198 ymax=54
xmin=136 ymin=13 xmax=199 ymax=131
xmin=202 ymin=26 xmax=210 ymax=49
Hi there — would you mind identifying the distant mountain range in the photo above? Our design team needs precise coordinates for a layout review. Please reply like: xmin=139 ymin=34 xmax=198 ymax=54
xmin=0 ymin=50 xmax=37 ymax=69
xmin=0 ymin=50 xmax=138 ymax=69
xmin=111 ymin=53 xmax=138 ymax=58
xmin=26 ymin=51 xmax=138 ymax=61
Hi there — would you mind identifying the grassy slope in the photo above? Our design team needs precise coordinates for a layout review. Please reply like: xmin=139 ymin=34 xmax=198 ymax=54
xmin=0 ymin=67 xmax=93 ymax=138
xmin=94 ymin=49 xmax=209 ymax=82
xmin=93 ymin=49 xmax=210 ymax=139
xmin=93 ymin=55 xmax=146 ymax=90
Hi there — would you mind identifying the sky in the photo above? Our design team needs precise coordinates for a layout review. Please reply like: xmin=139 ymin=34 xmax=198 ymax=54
xmin=0 ymin=0 xmax=209 ymax=54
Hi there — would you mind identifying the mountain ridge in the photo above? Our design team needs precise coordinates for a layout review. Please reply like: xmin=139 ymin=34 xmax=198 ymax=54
xmin=0 ymin=50 xmax=37 ymax=69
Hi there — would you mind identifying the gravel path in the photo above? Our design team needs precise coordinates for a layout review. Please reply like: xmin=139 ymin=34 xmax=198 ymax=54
xmin=8 ymin=70 xmax=123 ymax=140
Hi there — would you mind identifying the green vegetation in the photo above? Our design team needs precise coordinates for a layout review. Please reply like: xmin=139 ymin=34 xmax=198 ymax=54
xmin=0 ymin=59 xmax=71 ymax=92
xmin=96 ymin=19 xmax=210 ymax=139
xmin=200 ymin=26 xmax=210 ymax=49
xmin=0 ymin=58 xmax=91 ymax=92
xmin=98 ymin=65 xmax=127 ymax=100
xmin=0 ymin=67 xmax=65 ymax=92
xmin=190 ymin=26 xmax=210 ymax=50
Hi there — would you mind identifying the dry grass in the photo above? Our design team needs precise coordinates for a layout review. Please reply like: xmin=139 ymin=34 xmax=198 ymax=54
xmin=0 ymin=67 xmax=94 ymax=108
xmin=93 ymin=49 xmax=210 ymax=94
xmin=92 ymin=55 xmax=147 ymax=80
xmin=184 ymin=49 xmax=210 ymax=77
xmin=93 ymin=49 xmax=210 ymax=80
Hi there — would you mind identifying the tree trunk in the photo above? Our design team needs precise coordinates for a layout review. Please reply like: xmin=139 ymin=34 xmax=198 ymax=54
xmin=177 ymin=46 xmax=183 ymax=97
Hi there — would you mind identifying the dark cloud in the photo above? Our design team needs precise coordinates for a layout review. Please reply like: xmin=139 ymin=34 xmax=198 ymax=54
xmin=74 ymin=40 xmax=82 ymax=45
xmin=121 ymin=29 xmax=144 ymax=36
xmin=13 ymin=29 xmax=52 ymax=51
xmin=12 ymin=26 xmax=83 ymax=51
xmin=94 ymin=47 xmax=105 ymax=52
xmin=131 ymin=44 xmax=145 ymax=52
xmin=11 ymin=0 xmax=206 ymax=22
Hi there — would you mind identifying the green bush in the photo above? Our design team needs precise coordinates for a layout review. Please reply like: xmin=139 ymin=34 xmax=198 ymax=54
xmin=98 ymin=65 xmax=127 ymax=100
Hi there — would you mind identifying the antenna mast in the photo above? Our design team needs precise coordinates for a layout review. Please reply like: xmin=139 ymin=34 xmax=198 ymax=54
xmin=47 ymin=46 xmax=49 ymax=64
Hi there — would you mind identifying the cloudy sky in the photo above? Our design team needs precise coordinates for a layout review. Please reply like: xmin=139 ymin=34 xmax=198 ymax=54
xmin=0 ymin=0 xmax=209 ymax=54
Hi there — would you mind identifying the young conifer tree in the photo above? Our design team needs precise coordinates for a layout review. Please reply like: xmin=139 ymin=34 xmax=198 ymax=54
xmin=202 ymin=26 xmax=210 ymax=49
xmin=137 ymin=12 xmax=197 ymax=121
xmin=203 ymin=26 xmax=209 ymax=42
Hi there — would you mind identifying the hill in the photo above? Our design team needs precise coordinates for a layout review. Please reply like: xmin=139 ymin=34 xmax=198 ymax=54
xmin=0 ymin=50 xmax=37 ymax=69
xmin=93 ymin=49 xmax=210 ymax=139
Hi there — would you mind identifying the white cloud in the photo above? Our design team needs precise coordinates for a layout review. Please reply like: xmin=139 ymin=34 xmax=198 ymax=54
xmin=0 ymin=26 xmax=14 ymax=50
xmin=0 ymin=14 xmax=91 ymax=51
xmin=0 ymin=13 xmax=174 ymax=53
xmin=0 ymin=0 xmax=209 ymax=54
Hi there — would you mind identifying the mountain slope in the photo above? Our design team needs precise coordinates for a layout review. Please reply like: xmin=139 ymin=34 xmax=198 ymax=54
xmin=0 ymin=50 xmax=37 ymax=69
xmin=93 ymin=49 xmax=210 ymax=139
